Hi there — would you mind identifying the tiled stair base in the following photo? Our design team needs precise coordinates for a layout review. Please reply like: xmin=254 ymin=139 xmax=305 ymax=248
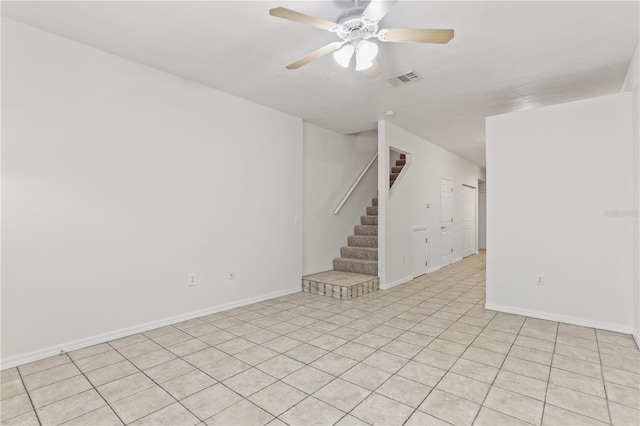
xmin=301 ymin=271 xmax=380 ymax=300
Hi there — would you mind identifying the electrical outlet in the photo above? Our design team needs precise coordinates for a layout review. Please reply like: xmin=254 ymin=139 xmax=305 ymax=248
xmin=188 ymin=273 xmax=197 ymax=287
xmin=228 ymin=271 xmax=234 ymax=280
xmin=536 ymin=275 xmax=544 ymax=286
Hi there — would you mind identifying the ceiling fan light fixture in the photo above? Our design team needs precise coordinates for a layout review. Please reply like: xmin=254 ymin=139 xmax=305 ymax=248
xmin=355 ymin=50 xmax=373 ymax=71
xmin=357 ymin=39 xmax=379 ymax=62
xmin=333 ymin=44 xmax=355 ymax=68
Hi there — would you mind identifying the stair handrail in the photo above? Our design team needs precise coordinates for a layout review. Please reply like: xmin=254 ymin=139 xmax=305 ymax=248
xmin=334 ymin=152 xmax=378 ymax=215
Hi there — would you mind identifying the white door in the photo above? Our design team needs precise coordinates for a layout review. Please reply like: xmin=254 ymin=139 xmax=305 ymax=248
xmin=440 ymin=178 xmax=453 ymax=266
xmin=461 ymin=185 xmax=476 ymax=257
xmin=412 ymin=227 xmax=428 ymax=278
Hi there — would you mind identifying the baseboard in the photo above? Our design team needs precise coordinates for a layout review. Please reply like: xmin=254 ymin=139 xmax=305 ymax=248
xmin=427 ymin=265 xmax=441 ymax=274
xmin=485 ymin=303 xmax=635 ymax=335
xmin=1 ymin=286 xmax=301 ymax=370
xmin=381 ymin=275 xmax=413 ymax=290
xmin=633 ymin=330 xmax=640 ymax=350
xmin=452 ymin=257 xmax=463 ymax=264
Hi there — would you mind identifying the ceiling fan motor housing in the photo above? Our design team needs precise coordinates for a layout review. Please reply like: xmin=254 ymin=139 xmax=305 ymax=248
xmin=335 ymin=7 xmax=378 ymax=43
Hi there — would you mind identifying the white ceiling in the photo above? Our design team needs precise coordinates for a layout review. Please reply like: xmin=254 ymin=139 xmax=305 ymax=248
xmin=3 ymin=1 xmax=639 ymax=166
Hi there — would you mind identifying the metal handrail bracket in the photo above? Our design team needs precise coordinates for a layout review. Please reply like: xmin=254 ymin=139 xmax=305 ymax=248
xmin=334 ymin=152 xmax=378 ymax=215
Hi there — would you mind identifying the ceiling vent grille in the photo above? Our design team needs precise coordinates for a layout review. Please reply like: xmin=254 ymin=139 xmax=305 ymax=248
xmin=387 ymin=71 xmax=423 ymax=86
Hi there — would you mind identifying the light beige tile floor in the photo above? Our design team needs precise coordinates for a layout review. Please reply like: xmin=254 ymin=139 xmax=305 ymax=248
xmin=2 ymin=252 xmax=640 ymax=425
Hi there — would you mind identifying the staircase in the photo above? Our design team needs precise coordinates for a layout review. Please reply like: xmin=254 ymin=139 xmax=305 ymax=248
xmin=390 ymin=153 xmax=406 ymax=188
xmin=332 ymin=197 xmax=378 ymax=276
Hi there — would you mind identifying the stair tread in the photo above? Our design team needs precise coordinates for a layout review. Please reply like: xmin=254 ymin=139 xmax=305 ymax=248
xmin=341 ymin=245 xmax=378 ymax=260
xmin=360 ymin=216 xmax=378 ymax=226
xmin=354 ymin=224 xmax=377 ymax=236
xmin=333 ymin=258 xmax=378 ymax=265
xmin=341 ymin=246 xmax=377 ymax=251
xmin=348 ymin=235 xmax=378 ymax=247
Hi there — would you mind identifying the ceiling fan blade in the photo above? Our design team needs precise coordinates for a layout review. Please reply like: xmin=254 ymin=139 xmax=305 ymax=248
xmin=286 ymin=42 xmax=344 ymax=70
xmin=362 ymin=0 xmax=398 ymax=23
xmin=379 ymin=28 xmax=454 ymax=44
xmin=362 ymin=59 xmax=380 ymax=78
xmin=269 ymin=7 xmax=338 ymax=32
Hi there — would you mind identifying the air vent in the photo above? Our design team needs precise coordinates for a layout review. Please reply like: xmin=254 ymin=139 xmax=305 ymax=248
xmin=387 ymin=71 xmax=423 ymax=86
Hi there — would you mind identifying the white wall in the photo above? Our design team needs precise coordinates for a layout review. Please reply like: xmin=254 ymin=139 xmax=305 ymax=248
xmin=623 ymin=43 xmax=639 ymax=346
xmin=1 ymin=18 xmax=303 ymax=366
xmin=478 ymin=182 xmax=487 ymax=250
xmin=378 ymin=121 xmax=485 ymax=288
xmin=302 ymin=124 xmax=377 ymax=275
xmin=486 ymin=93 xmax=634 ymax=333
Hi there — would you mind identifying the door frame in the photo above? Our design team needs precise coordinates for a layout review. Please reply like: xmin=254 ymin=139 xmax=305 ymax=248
xmin=461 ymin=184 xmax=477 ymax=258
xmin=412 ymin=226 xmax=428 ymax=278
xmin=440 ymin=177 xmax=453 ymax=266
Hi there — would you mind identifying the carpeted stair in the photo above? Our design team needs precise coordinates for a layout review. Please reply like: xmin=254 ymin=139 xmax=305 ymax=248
xmin=333 ymin=197 xmax=379 ymax=276
xmin=390 ymin=153 xmax=406 ymax=188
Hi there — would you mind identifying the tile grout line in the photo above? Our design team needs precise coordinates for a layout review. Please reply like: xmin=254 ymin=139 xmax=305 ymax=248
xmin=456 ymin=295 xmax=526 ymax=425
xmin=15 ymin=365 xmax=42 ymax=426
xmin=473 ymin=298 xmax=536 ymax=423
xmin=105 ymin=341 xmax=206 ymax=425
xmin=596 ymin=331 xmax=614 ymax=425
xmin=62 ymin=352 xmax=128 ymax=426
xmin=15 ymin=348 xmax=140 ymax=418
xmin=539 ymin=328 xmax=636 ymax=424
xmin=539 ymin=318 xmax=560 ymax=426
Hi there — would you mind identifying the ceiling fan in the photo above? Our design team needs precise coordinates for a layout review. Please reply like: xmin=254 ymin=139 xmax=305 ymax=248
xmin=269 ymin=0 xmax=454 ymax=75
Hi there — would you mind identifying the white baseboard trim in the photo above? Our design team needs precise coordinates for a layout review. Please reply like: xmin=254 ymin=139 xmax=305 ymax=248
xmin=485 ymin=303 xmax=635 ymax=335
xmin=1 ymin=286 xmax=301 ymax=370
xmin=426 ymin=266 xmax=441 ymax=274
xmin=381 ymin=276 xmax=413 ymax=290
xmin=633 ymin=330 xmax=640 ymax=350
xmin=452 ymin=257 xmax=463 ymax=264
